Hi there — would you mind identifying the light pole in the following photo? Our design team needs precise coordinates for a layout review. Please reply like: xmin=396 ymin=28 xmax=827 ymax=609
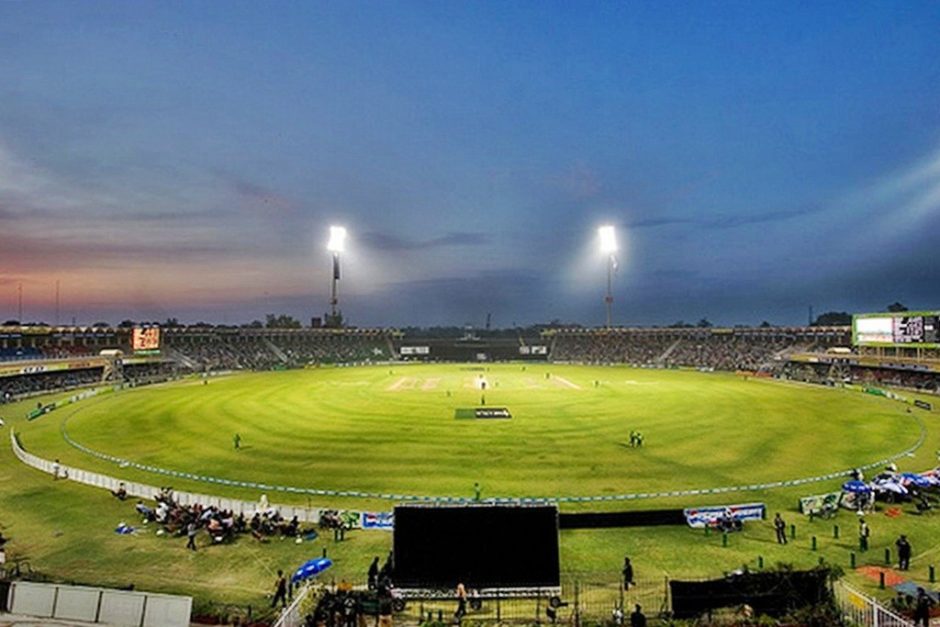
xmin=327 ymin=226 xmax=347 ymax=324
xmin=598 ymin=225 xmax=618 ymax=327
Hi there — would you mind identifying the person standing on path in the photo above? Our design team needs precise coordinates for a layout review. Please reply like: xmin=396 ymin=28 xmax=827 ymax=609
xmin=774 ymin=513 xmax=787 ymax=545
xmin=271 ymin=570 xmax=288 ymax=609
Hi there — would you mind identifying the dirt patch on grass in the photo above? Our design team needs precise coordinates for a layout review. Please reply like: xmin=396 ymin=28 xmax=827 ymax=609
xmin=856 ymin=565 xmax=905 ymax=586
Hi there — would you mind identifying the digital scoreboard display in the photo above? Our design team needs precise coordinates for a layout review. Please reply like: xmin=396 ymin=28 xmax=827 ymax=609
xmin=131 ymin=327 xmax=161 ymax=353
xmin=853 ymin=312 xmax=940 ymax=348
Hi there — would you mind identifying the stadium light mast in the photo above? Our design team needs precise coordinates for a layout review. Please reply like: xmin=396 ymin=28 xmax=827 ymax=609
xmin=327 ymin=226 xmax=347 ymax=323
xmin=598 ymin=225 xmax=618 ymax=327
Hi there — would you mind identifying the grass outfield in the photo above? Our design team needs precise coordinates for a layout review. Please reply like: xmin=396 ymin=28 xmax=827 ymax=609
xmin=19 ymin=364 xmax=924 ymax=502
xmin=2 ymin=363 xmax=940 ymax=616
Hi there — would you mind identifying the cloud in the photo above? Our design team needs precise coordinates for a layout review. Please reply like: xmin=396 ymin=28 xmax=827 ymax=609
xmin=703 ymin=206 xmax=820 ymax=229
xmin=0 ymin=141 xmax=233 ymax=227
xmin=361 ymin=231 xmax=491 ymax=251
xmin=618 ymin=206 xmax=817 ymax=233
xmin=228 ymin=178 xmax=298 ymax=216
xmin=0 ymin=231 xmax=241 ymax=273
xmin=344 ymin=269 xmax=550 ymax=325
xmin=626 ymin=217 xmax=693 ymax=229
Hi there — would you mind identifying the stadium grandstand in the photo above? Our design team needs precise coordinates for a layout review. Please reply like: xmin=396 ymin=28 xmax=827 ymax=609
xmin=548 ymin=325 xmax=849 ymax=372
xmin=2 ymin=316 xmax=939 ymax=626
xmin=4 ymin=320 xmax=939 ymax=403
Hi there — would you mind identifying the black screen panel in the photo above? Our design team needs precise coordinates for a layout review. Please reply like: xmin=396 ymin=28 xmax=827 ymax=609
xmin=393 ymin=505 xmax=560 ymax=589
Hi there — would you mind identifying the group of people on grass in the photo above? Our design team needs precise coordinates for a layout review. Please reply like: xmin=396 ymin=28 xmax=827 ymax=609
xmin=892 ymin=587 xmax=935 ymax=627
xmin=126 ymin=487 xmax=307 ymax=549
xmin=366 ymin=552 xmax=395 ymax=594
xmin=0 ymin=529 xmax=8 ymax=566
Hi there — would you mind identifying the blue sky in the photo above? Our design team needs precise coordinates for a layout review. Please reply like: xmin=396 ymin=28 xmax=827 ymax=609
xmin=1 ymin=1 xmax=939 ymax=327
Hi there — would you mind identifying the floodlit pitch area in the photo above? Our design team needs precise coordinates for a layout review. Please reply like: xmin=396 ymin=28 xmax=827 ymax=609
xmin=3 ymin=364 xmax=939 ymax=611
xmin=18 ymin=364 xmax=920 ymax=502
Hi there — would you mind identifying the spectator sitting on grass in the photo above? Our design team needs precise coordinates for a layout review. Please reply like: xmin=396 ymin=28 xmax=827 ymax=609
xmin=135 ymin=501 xmax=156 ymax=522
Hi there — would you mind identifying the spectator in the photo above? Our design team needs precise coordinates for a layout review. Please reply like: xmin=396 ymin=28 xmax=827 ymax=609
xmin=454 ymin=582 xmax=467 ymax=621
xmin=630 ymin=604 xmax=646 ymax=627
xmin=859 ymin=519 xmax=871 ymax=552
xmin=774 ymin=513 xmax=787 ymax=545
xmin=914 ymin=587 xmax=933 ymax=627
xmin=271 ymin=569 xmax=289 ymax=609
xmin=135 ymin=501 xmax=155 ymax=521
xmin=186 ymin=521 xmax=198 ymax=551
xmin=367 ymin=556 xmax=379 ymax=590
xmin=622 ymin=556 xmax=634 ymax=589
xmin=896 ymin=535 xmax=912 ymax=571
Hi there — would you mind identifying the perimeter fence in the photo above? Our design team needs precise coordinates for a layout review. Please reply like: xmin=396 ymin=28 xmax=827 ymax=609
xmin=391 ymin=578 xmax=668 ymax=625
xmin=833 ymin=580 xmax=914 ymax=627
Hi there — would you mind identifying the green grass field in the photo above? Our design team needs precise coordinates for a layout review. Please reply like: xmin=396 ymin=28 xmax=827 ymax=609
xmin=2 ymin=363 xmax=939 ymax=618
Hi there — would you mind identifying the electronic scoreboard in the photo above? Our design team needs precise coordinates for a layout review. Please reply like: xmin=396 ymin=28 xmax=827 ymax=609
xmin=131 ymin=326 xmax=161 ymax=354
xmin=853 ymin=312 xmax=940 ymax=348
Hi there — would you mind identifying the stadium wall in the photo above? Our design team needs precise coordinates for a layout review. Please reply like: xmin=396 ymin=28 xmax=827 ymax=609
xmin=6 ymin=581 xmax=191 ymax=627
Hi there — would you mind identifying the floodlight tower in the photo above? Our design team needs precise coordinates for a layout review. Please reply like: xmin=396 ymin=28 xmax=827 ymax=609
xmin=327 ymin=226 xmax=347 ymax=322
xmin=598 ymin=225 xmax=618 ymax=327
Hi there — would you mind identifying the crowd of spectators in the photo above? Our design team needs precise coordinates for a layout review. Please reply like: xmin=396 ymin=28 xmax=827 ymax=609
xmin=123 ymin=362 xmax=179 ymax=385
xmin=130 ymin=488 xmax=310 ymax=548
xmin=0 ymin=345 xmax=98 ymax=362
xmin=552 ymin=332 xmax=673 ymax=365
xmin=855 ymin=368 xmax=939 ymax=392
xmin=40 ymin=345 xmax=97 ymax=360
xmin=170 ymin=338 xmax=248 ymax=371
xmin=784 ymin=362 xmax=940 ymax=392
xmin=278 ymin=334 xmax=389 ymax=366
xmin=169 ymin=332 xmax=391 ymax=371
xmin=662 ymin=335 xmax=800 ymax=371
xmin=0 ymin=367 xmax=103 ymax=402
xmin=550 ymin=329 xmax=842 ymax=372
xmin=0 ymin=347 xmax=43 ymax=361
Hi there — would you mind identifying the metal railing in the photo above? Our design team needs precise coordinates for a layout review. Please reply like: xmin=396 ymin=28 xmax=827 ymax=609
xmin=834 ymin=580 xmax=914 ymax=627
xmin=390 ymin=578 xmax=668 ymax=625
xmin=273 ymin=583 xmax=318 ymax=627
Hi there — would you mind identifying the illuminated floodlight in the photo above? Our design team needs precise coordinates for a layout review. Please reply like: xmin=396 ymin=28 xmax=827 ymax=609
xmin=326 ymin=225 xmax=347 ymax=325
xmin=327 ymin=226 xmax=347 ymax=253
xmin=597 ymin=225 xmax=619 ymax=327
xmin=598 ymin=225 xmax=617 ymax=254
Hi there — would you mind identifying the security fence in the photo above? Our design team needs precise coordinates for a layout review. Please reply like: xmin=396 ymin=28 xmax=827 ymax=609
xmin=274 ymin=582 xmax=320 ymax=627
xmin=833 ymin=580 xmax=914 ymax=627
xmin=393 ymin=578 xmax=668 ymax=625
